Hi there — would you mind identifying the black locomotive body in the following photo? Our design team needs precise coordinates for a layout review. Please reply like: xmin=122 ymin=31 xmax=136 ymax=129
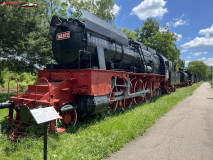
xmin=49 ymin=10 xmax=180 ymax=86
xmin=178 ymin=69 xmax=195 ymax=86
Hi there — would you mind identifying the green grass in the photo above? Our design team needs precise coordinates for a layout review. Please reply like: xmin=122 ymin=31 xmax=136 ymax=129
xmin=0 ymin=82 xmax=202 ymax=160
xmin=210 ymin=74 xmax=213 ymax=87
xmin=211 ymin=77 xmax=213 ymax=87
xmin=0 ymin=69 xmax=36 ymax=90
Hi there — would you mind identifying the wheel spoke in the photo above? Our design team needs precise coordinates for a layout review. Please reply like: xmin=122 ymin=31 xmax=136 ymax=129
xmin=109 ymin=85 xmax=118 ymax=111
xmin=134 ymin=80 xmax=144 ymax=104
xmin=122 ymin=81 xmax=133 ymax=110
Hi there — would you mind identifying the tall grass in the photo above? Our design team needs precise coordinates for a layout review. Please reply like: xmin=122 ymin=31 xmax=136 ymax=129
xmin=0 ymin=82 xmax=202 ymax=160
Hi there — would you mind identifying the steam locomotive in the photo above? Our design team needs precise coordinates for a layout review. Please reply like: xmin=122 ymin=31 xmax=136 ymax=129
xmin=0 ymin=10 xmax=197 ymax=140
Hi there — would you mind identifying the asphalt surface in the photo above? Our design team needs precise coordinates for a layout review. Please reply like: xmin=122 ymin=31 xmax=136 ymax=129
xmin=106 ymin=82 xmax=213 ymax=160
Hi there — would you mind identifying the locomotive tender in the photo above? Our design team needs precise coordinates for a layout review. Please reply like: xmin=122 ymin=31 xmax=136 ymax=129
xmin=0 ymin=10 xmax=194 ymax=140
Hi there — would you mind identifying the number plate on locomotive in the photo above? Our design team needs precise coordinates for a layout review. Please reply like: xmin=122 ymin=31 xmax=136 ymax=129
xmin=56 ymin=31 xmax=70 ymax=40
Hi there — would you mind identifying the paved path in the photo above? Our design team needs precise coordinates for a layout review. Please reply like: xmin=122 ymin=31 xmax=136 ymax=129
xmin=106 ymin=82 xmax=213 ymax=160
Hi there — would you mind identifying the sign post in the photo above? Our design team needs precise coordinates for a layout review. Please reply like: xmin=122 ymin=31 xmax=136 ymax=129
xmin=30 ymin=106 xmax=60 ymax=160
xmin=44 ymin=122 xmax=48 ymax=160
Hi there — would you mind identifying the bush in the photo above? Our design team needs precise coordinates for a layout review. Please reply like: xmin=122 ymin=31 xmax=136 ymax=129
xmin=0 ymin=69 xmax=37 ymax=90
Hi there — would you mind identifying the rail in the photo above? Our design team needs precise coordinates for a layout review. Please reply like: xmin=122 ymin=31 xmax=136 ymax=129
xmin=8 ymin=77 xmax=19 ymax=98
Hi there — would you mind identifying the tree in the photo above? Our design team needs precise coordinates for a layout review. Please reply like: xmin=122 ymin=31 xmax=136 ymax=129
xmin=176 ymin=58 xmax=185 ymax=70
xmin=0 ymin=0 xmax=116 ymax=84
xmin=0 ymin=1 xmax=53 ymax=74
xmin=135 ymin=19 xmax=181 ymax=65
xmin=67 ymin=0 xmax=115 ymax=22
xmin=45 ymin=0 xmax=69 ymax=21
xmin=135 ymin=18 xmax=159 ymax=42
xmin=187 ymin=61 xmax=208 ymax=81
xmin=122 ymin=28 xmax=137 ymax=40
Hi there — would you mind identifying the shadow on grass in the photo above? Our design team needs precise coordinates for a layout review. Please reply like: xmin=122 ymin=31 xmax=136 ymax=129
xmin=65 ymin=95 xmax=162 ymax=135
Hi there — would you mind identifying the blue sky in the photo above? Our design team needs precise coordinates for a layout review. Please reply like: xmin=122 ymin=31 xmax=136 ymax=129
xmin=112 ymin=0 xmax=213 ymax=66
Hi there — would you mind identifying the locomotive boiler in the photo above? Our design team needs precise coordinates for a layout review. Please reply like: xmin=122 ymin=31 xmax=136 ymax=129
xmin=50 ymin=10 xmax=172 ymax=76
xmin=1 ymin=10 xmax=182 ymax=140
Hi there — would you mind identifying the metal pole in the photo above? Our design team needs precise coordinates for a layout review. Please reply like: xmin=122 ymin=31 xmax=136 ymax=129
xmin=44 ymin=123 xmax=48 ymax=160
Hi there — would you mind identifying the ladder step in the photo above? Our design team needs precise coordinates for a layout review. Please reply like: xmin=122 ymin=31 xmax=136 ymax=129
xmin=28 ymin=85 xmax=53 ymax=92
xmin=8 ymin=97 xmax=36 ymax=102
xmin=36 ymin=99 xmax=60 ymax=105
xmin=27 ymin=93 xmax=46 ymax=99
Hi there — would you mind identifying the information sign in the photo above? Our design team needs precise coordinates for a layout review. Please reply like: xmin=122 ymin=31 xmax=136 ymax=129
xmin=30 ymin=106 xmax=60 ymax=124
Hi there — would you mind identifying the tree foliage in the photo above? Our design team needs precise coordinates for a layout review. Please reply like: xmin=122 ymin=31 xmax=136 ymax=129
xmin=67 ymin=0 xmax=115 ymax=22
xmin=135 ymin=18 xmax=159 ymax=42
xmin=0 ymin=1 xmax=53 ymax=74
xmin=187 ymin=61 xmax=209 ymax=81
xmin=176 ymin=58 xmax=185 ymax=69
xmin=122 ymin=27 xmax=137 ymax=40
xmin=135 ymin=18 xmax=181 ymax=67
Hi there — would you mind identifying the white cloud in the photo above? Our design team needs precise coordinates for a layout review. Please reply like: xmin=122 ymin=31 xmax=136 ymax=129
xmin=182 ymin=37 xmax=213 ymax=49
xmin=173 ymin=14 xmax=184 ymax=20
xmin=192 ymin=52 xmax=202 ymax=56
xmin=204 ymin=58 xmax=213 ymax=66
xmin=112 ymin=4 xmax=121 ymax=16
xmin=175 ymin=33 xmax=182 ymax=41
xmin=131 ymin=0 xmax=168 ymax=20
xmin=187 ymin=56 xmax=191 ymax=59
xmin=201 ymin=57 xmax=206 ymax=60
xmin=190 ymin=51 xmax=208 ymax=57
xmin=182 ymin=24 xmax=213 ymax=49
xmin=171 ymin=14 xmax=188 ymax=28
xmin=173 ymin=20 xmax=188 ymax=28
xmin=199 ymin=25 xmax=213 ymax=37
xmin=181 ymin=49 xmax=188 ymax=53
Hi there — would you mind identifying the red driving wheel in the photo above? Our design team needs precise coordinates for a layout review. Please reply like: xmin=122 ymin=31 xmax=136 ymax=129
xmin=134 ymin=80 xmax=144 ymax=104
xmin=61 ymin=109 xmax=77 ymax=126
